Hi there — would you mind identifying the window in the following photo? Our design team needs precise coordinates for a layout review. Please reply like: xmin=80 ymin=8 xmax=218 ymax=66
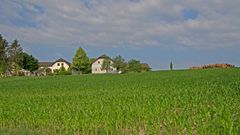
xmin=61 ymin=63 xmax=64 ymax=66
xmin=57 ymin=63 xmax=60 ymax=66
xmin=95 ymin=68 xmax=97 ymax=71
xmin=98 ymin=61 xmax=100 ymax=64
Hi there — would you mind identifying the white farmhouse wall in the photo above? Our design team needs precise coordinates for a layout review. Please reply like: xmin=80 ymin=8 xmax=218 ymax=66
xmin=91 ymin=58 xmax=117 ymax=74
xmin=92 ymin=58 xmax=107 ymax=74
xmin=50 ymin=62 xmax=70 ymax=72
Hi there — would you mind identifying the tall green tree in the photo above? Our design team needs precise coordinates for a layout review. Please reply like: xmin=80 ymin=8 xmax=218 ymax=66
xmin=101 ymin=59 xmax=112 ymax=72
xmin=90 ymin=58 xmax=96 ymax=64
xmin=22 ymin=52 xmax=38 ymax=72
xmin=72 ymin=47 xmax=90 ymax=74
xmin=170 ymin=61 xmax=173 ymax=70
xmin=127 ymin=59 xmax=142 ymax=73
xmin=112 ymin=55 xmax=127 ymax=73
xmin=0 ymin=34 xmax=8 ymax=75
xmin=8 ymin=40 xmax=23 ymax=75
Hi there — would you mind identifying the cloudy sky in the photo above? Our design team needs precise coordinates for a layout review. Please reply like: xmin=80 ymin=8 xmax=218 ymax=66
xmin=1 ymin=0 xmax=240 ymax=69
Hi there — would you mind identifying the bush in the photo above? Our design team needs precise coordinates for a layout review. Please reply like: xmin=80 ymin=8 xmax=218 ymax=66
xmin=54 ymin=67 xmax=71 ymax=75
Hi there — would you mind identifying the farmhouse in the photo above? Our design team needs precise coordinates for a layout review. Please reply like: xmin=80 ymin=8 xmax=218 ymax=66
xmin=91 ymin=54 xmax=117 ymax=74
xmin=38 ymin=58 xmax=71 ymax=73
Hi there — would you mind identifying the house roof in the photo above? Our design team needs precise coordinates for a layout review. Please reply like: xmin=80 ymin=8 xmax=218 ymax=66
xmin=92 ymin=54 xmax=112 ymax=64
xmin=97 ymin=54 xmax=112 ymax=60
xmin=54 ymin=58 xmax=71 ymax=66
xmin=38 ymin=62 xmax=54 ymax=67
xmin=38 ymin=58 xmax=71 ymax=67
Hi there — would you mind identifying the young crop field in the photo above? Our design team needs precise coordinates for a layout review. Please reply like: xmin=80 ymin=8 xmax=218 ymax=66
xmin=0 ymin=68 xmax=240 ymax=134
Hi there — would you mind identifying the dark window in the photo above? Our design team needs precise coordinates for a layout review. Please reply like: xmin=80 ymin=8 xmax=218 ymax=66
xmin=98 ymin=61 xmax=100 ymax=64
xmin=61 ymin=63 xmax=64 ymax=66
xmin=95 ymin=68 xmax=97 ymax=71
xmin=57 ymin=63 xmax=60 ymax=66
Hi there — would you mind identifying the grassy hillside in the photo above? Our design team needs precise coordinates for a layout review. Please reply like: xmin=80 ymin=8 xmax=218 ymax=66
xmin=0 ymin=69 xmax=240 ymax=134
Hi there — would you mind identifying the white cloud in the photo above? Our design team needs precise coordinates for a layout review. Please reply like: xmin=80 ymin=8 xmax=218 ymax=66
xmin=0 ymin=0 xmax=240 ymax=49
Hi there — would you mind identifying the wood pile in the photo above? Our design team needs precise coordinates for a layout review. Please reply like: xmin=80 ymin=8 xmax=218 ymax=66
xmin=190 ymin=63 xmax=235 ymax=69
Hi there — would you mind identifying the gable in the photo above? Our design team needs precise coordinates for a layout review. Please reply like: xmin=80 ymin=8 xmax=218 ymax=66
xmin=92 ymin=54 xmax=112 ymax=64
xmin=52 ymin=61 xmax=69 ymax=67
xmin=92 ymin=58 xmax=106 ymax=65
xmin=54 ymin=58 xmax=71 ymax=66
xmin=38 ymin=58 xmax=71 ymax=68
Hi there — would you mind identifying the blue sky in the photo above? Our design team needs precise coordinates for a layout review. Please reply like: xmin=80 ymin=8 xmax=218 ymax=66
xmin=1 ymin=0 xmax=240 ymax=70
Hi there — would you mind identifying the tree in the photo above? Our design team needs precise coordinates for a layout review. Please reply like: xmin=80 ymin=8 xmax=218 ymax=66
xmin=71 ymin=47 xmax=90 ymax=74
xmin=141 ymin=63 xmax=151 ymax=72
xmin=22 ymin=52 xmax=38 ymax=72
xmin=127 ymin=59 xmax=142 ymax=73
xmin=0 ymin=34 xmax=8 ymax=75
xmin=101 ymin=59 xmax=112 ymax=72
xmin=8 ymin=40 xmax=23 ymax=75
xmin=112 ymin=55 xmax=127 ymax=73
xmin=170 ymin=61 xmax=173 ymax=70
xmin=90 ymin=58 xmax=96 ymax=64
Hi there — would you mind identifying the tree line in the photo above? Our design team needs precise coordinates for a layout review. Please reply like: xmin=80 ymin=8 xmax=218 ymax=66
xmin=0 ymin=34 xmax=38 ymax=76
xmin=71 ymin=48 xmax=151 ymax=74
xmin=1 ymin=34 xmax=151 ymax=76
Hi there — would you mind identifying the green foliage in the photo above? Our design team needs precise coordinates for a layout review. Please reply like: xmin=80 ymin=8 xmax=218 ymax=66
xmin=101 ymin=59 xmax=112 ymax=72
xmin=0 ymin=34 xmax=8 ymax=74
xmin=53 ymin=67 xmax=71 ymax=76
xmin=0 ymin=35 xmax=37 ymax=76
xmin=140 ymin=63 xmax=151 ymax=72
xmin=112 ymin=55 xmax=127 ymax=72
xmin=170 ymin=61 xmax=173 ymax=70
xmin=90 ymin=58 xmax=96 ymax=64
xmin=8 ymin=40 xmax=23 ymax=76
xmin=0 ymin=66 xmax=5 ymax=76
xmin=58 ymin=67 xmax=71 ymax=75
xmin=72 ymin=47 xmax=90 ymax=74
xmin=0 ymin=69 xmax=240 ymax=134
xmin=111 ymin=56 xmax=150 ymax=73
xmin=127 ymin=59 xmax=142 ymax=72
xmin=46 ymin=68 xmax=53 ymax=76
xmin=22 ymin=52 xmax=38 ymax=72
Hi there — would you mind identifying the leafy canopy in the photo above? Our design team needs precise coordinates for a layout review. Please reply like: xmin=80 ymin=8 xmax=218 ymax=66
xmin=112 ymin=55 xmax=127 ymax=72
xmin=22 ymin=52 xmax=38 ymax=72
xmin=127 ymin=59 xmax=142 ymax=72
xmin=101 ymin=59 xmax=112 ymax=72
xmin=0 ymin=34 xmax=8 ymax=74
xmin=8 ymin=40 xmax=23 ymax=75
xmin=72 ymin=47 xmax=90 ymax=74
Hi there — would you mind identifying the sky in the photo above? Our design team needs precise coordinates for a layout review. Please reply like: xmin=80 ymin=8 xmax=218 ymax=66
xmin=0 ymin=0 xmax=240 ymax=70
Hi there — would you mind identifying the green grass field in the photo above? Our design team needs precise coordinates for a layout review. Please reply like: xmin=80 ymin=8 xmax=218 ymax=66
xmin=0 ymin=69 xmax=240 ymax=134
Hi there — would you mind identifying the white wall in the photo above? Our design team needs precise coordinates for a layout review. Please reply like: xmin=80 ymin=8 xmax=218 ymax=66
xmin=91 ymin=58 xmax=116 ymax=74
xmin=50 ymin=62 xmax=70 ymax=72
